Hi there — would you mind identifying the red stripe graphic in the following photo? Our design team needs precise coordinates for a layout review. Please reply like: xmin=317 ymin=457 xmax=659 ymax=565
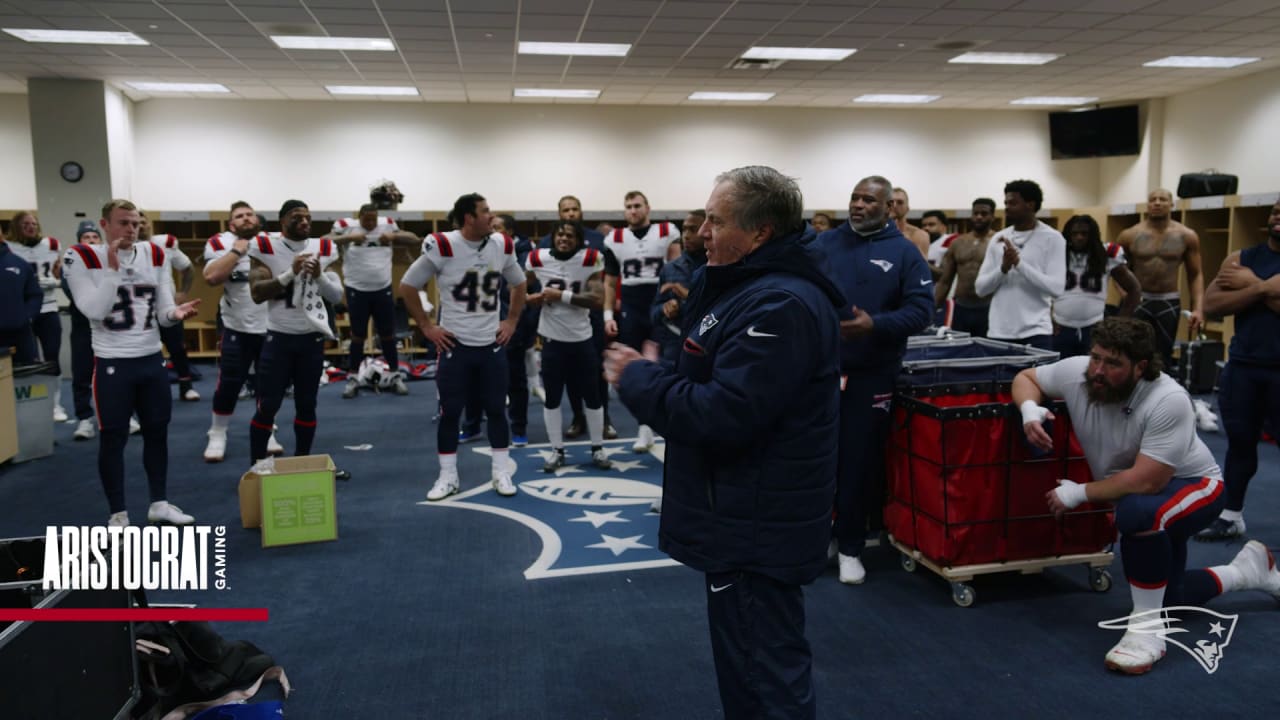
xmin=0 ymin=608 xmax=269 ymax=622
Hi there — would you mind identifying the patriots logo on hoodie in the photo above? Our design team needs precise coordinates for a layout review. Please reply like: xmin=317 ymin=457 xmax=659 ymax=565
xmin=869 ymin=259 xmax=894 ymax=272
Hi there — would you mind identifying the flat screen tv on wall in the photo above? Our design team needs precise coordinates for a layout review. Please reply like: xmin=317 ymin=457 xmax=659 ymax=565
xmin=1049 ymin=105 xmax=1140 ymax=159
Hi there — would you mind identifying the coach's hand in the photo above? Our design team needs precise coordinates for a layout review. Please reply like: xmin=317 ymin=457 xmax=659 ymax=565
xmin=604 ymin=342 xmax=643 ymax=386
xmin=1020 ymin=400 xmax=1055 ymax=452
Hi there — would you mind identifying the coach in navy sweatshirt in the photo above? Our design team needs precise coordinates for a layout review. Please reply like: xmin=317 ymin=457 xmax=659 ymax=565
xmin=0 ymin=238 xmax=40 ymax=363
xmin=808 ymin=174 xmax=933 ymax=585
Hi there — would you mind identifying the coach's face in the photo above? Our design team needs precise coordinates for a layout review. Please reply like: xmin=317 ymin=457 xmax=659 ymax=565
xmin=849 ymin=181 xmax=889 ymax=233
xmin=702 ymin=181 xmax=769 ymax=267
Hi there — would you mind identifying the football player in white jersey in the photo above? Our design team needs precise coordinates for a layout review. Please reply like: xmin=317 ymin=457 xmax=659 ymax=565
xmin=401 ymin=193 xmax=528 ymax=500
xmin=247 ymin=200 xmax=344 ymax=464
xmin=7 ymin=211 xmax=66 ymax=420
xmin=62 ymin=199 xmax=200 ymax=527
xmin=602 ymin=190 xmax=677 ymax=452
xmin=526 ymin=220 xmax=613 ymax=471
xmin=327 ymin=202 xmax=419 ymax=399
xmin=140 ymin=214 xmax=201 ymax=402
xmin=200 ymin=201 xmax=282 ymax=462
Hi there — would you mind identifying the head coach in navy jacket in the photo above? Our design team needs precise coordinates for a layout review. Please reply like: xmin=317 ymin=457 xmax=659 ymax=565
xmin=605 ymin=165 xmax=844 ymax=719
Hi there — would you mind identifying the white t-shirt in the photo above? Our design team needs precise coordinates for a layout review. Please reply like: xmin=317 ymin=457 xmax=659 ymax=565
xmin=974 ymin=221 xmax=1066 ymax=339
xmin=400 ymin=231 xmax=526 ymax=347
xmin=331 ymin=216 xmax=399 ymax=292
xmin=204 ymin=232 xmax=268 ymax=335
xmin=9 ymin=237 xmax=61 ymax=313
xmin=608 ymin=223 xmax=677 ymax=287
xmin=529 ymin=246 xmax=605 ymax=343
xmin=62 ymin=241 xmax=178 ymax=359
xmin=1053 ymin=244 xmax=1126 ymax=329
xmin=247 ymin=235 xmax=340 ymax=335
xmin=1034 ymin=355 xmax=1221 ymax=482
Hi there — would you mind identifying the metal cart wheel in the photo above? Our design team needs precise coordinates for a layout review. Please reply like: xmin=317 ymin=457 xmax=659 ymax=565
xmin=900 ymin=553 xmax=917 ymax=573
xmin=951 ymin=582 xmax=976 ymax=608
xmin=1089 ymin=568 xmax=1112 ymax=593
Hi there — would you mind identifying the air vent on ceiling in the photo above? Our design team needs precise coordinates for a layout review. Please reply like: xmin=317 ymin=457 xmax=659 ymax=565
xmin=729 ymin=57 xmax=786 ymax=70
xmin=933 ymin=40 xmax=977 ymax=51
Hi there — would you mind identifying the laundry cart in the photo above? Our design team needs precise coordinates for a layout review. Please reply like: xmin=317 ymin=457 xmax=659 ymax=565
xmin=885 ymin=337 xmax=1115 ymax=607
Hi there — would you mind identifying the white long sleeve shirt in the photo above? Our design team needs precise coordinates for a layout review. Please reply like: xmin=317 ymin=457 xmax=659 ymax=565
xmin=974 ymin=221 xmax=1066 ymax=340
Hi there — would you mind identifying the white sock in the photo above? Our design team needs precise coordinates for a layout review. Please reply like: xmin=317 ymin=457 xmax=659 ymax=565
xmin=210 ymin=413 xmax=232 ymax=433
xmin=1209 ymin=564 xmax=1243 ymax=593
xmin=1128 ymin=583 xmax=1166 ymax=618
xmin=526 ymin=349 xmax=541 ymax=388
xmin=491 ymin=448 xmax=510 ymax=475
xmin=53 ymin=385 xmax=62 ymax=408
xmin=1220 ymin=509 xmax=1243 ymax=523
xmin=439 ymin=453 xmax=457 ymax=476
xmin=585 ymin=406 xmax=605 ymax=445
xmin=543 ymin=407 xmax=564 ymax=449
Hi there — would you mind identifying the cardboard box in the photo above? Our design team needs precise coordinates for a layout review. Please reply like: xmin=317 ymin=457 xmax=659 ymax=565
xmin=238 ymin=455 xmax=338 ymax=547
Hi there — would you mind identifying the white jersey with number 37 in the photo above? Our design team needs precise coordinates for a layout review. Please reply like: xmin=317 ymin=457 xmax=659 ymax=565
xmin=62 ymin=242 xmax=177 ymax=359
xmin=609 ymin=223 xmax=676 ymax=287
xmin=401 ymin=230 xmax=526 ymax=347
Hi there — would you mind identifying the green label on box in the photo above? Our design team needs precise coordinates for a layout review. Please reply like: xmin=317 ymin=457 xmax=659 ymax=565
xmin=260 ymin=470 xmax=336 ymax=547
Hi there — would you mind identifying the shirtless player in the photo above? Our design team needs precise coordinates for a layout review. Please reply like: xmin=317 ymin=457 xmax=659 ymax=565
xmin=889 ymin=187 xmax=931 ymax=259
xmin=934 ymin=197 xmax=996 ymax=337
xmin=1116 ymin=189 xmax=1204 ymax=371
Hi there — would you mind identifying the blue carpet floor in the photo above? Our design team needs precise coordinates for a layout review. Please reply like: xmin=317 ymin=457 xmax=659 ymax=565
xmin=1 ymin=369 xmax=1277 ymax=718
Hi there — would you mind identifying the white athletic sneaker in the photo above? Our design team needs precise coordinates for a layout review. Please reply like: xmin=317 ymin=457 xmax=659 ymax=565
xmin=181 ymin=387 xmax=201 ymax=402
xmin=342 ymin=377 xmax=359 ymax=399
xmin=391 ymin=375 xmax=409 ymax=396
xmin=267 ymin=429 xmax=285 ymax=456
xmin=492 ymin=471 xmax=517 ymax=497
xmin=590 ymin=448 xmax=613 ymax=470
xmin=427 ymin=473 xmax=459 ymax=501
xmin=203 ymin=429 xmax=227 ymax=463
xmin=838 ymin=553 xmax=866 ymax=585
xmin=129 ymin=416 xmax=141 ymax=434
xmin=73 ymin=418 xmax=96 ymax=441
xmin=1230 ymin=540 xmax=1280 ymax=600
xmin=53 ymin=404 xmax=68 ymax=422
xmin=633 ymin=425 xmax=655 ymax=453
xmin=108 ymin=511 xmax=129 ymax=528
xmin=147 ymin=501 xmax=194 ymax=526
xmin=1104 ymin=629 xmax=1166 ymax=675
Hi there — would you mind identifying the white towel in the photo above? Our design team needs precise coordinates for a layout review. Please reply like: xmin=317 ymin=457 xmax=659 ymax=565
xmin=293 ymin=274 xmax=336 ymax=340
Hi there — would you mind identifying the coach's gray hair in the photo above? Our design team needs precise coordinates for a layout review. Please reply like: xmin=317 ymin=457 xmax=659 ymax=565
xmin=857 ymin=175 xmax=894 ymax=203
xmin=714 ymin=166 xmax=804 ymax=239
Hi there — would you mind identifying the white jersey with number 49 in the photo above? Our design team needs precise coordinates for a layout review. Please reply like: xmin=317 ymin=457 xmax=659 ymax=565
xmin=529 ymin=246 xmax=604 ymax=343
xmin=401 ymin=230 xmax=525 ymax=347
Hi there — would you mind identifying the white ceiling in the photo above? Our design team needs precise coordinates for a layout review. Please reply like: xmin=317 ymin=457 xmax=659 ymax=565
xmin=0 ymin=0 xmax=1277 ymax=109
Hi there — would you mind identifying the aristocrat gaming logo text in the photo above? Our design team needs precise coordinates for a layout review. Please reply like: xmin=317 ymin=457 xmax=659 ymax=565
xmin=41 ymin=525 xmax=229 ymax=591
